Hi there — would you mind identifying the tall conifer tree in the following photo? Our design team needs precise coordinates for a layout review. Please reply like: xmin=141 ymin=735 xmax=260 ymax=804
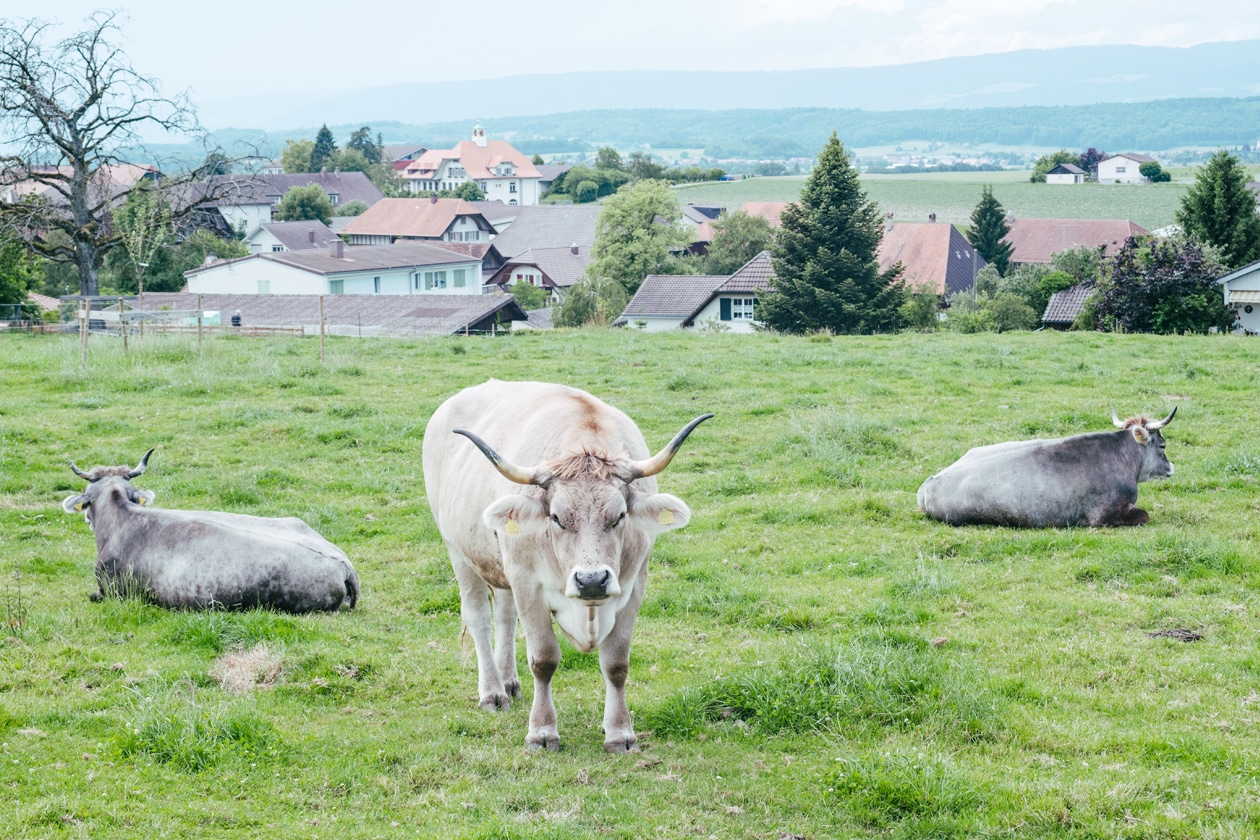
xmin=1176 ymin=149 xmax=1260 ymax=268
xmin=967 ymin=185 xmax=1013 ymax=276
xmin=310 ymin=124 xmax=338 ymax=171
xmin=759 ymin=133 xmax=904 ymax=334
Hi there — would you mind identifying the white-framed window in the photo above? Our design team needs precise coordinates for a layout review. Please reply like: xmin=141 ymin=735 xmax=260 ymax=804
xmin=271 ymin=244 xmax=284 ymax=252
xmin=453 ymin=268 xmax=466 ymax=288
xmin=732 ymin=297 xmax=755 ymax=319
xmin=329 ymin=279 xmax=344 ymax=294
xmin=424 ymin=271 xmax=447 ymax=290
xmin=373 ymin=276 xmax=381 ymax=294
xmin=257 ymin=279 xmax=271 ymax=294
xmin=1116 ymin=166 xmax=1126 ymax=173
xmin=329 ymin=193 xmax=339 ymax=205
xmin=509 ymin=181 xmax=517 ymax=193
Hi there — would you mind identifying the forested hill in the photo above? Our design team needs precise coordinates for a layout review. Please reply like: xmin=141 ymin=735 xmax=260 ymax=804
xmin=192 ymin=97 xmax=1260 ymax=163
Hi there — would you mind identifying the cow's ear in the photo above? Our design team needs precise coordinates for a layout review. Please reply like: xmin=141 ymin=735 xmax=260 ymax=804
xmin=62 ymin=494 xmax=88 ymax=514
xmin=483 ymin=494 xmax=548 ymax=537
xmin=1131 ymin=426 xmax=1151 ymax=446
xmin=135 ymin=489 xmax=156 ymax=506
xmin=629 ymin=493 xmax=691 ymax=534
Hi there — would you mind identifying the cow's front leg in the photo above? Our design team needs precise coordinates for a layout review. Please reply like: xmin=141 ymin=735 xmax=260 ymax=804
xmin=601 ymin=574 xmax=646 ymax=753
xmin=515 ymin=586 xmax=561 ymax=750
xmin=492 ymin=586 xmax=521 ymax=698
xmin=450 ymin=549 xmax=511 ymax=711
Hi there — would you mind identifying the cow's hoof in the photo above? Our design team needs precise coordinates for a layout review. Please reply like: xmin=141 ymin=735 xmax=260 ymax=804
xmin=526 ymin=731 xmax=560 ymax=751
xmin=503 ymin=679 xmax=522 ymax=698
xmin=478 ymin=692 xmax=511 ymax=712
xmin=603 ymin=736 xmax=639 ymax=754
xmin=89 ymin=590 xmax=104 ymax=602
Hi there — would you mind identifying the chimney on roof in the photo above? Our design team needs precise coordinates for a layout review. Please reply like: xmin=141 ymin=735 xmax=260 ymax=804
xmin=334 ymin=168 xmax=340 ymax=178
xmin=308 ymin=229 xmax=316 ymax=243
xmin=329 ymin=239 xmax=344 ymax=258
xmin=929 ymin=213 xmax=936 ymax=223
xmin=203 ymin=254 xmax=216 ymax=267
xmin=430 ymin=194 xmax=438 ymax=204
xmin=570 ymin=243 xmax=578 ymax=255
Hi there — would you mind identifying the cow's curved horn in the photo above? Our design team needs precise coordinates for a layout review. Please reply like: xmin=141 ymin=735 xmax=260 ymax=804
xmin=126 ymin=449 xmax=155 ymax=480
xmin=454 ymin=430 xmax=547 ymax=486
xmin=623 ymin=414 xmax=714 ymax=480
xmin=1111 ymin=407 xmax=1125 ymax=428
xmin=1147 ymin=406 xmax=1177 ymax=430
xmin=70 ymin=462 xmax=96 ymax=482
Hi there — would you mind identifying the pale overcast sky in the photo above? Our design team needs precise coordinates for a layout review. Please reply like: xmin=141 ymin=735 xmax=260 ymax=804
xmin=3 ymin=0 xmax=1256 ymax=103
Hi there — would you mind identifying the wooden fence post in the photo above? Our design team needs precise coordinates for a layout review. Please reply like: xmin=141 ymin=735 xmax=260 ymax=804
xmin=197 ymin=294 xmax=203 ymax=351
xmin=119 ymin=298 xmax=128 ymax=354
xmin=319 ymin=295 xmax=326 ymax=365
xmin=79 ymin=300 xmax=88 ymax=365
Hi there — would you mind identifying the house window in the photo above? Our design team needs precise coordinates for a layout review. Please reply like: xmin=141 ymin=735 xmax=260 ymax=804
xmin=424 ymin=271 xmax=447 ymax=290
xmin=453 ymin=268 xmax=466 ymax=288
xmin=271 ymin=244 xmax=284 ymax=252
xmin=1116 ymin=166 xmax=1126 ymax=173
xmin=732 ymin=298 xmax=755 ymax=319
xmin=373 ymin=276 xmax=381 ymax=294
xmin=329 ymin=279 xmax=344 ymax=294
xmin=509 ymin=182 xmax=517 ymax=193
xmin=329 ymin=193 xmax=339 ymax=205
xmin=258 ymin=279 xmax=271 ymax=294
xmin=270 ymin=196 xmax=282 ymax=206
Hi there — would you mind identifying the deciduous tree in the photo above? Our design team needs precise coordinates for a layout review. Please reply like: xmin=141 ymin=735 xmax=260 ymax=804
xmin=703 ymin=210 xmax=774 ymax=275
xmin=1139 ymin=161 xmax=1171 ymax=182
xmin=1030 ymin=149 xmax=1080 ymax=183
xmin=112 ymin=185 xmax=171 ymax=300
xmin=452 ymin=181 xmax=485 ymax=201
xmin=758 ymin=133 xmax=904 ymax=334
xmin=967 ymin=185 xmax=1013 ymax=276
xmin=586 ymin=179 xmax=693 ymax=295
xmin=595 ymin=147 xmax=625 ymax=172
xmin=0 ymin=13 xmax=241 ymax=295
xmin=275 ymin=185 xmax=333 ymax=224
xmin=280 ymin=139 xmax=314 ymax=174
xmin=1094 ymin=236 xmax=1233 ymax=333
xmin=1176 ymin=150 xmax=1260 ymax=268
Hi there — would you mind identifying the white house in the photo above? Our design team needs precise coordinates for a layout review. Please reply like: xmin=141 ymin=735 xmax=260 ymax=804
xmin=186 ymin=241 xmax=483 ymax=297
xmin=339 ymin=198 xmax=495 ymax=245
xmin=617 ymin=251 xmax=773 ymax=333
xmin=403 ymin=126 xmax=542 ymax=206
xmin=1096 ymin=153 xmax=1155 ymax=185
xmin=1216 ymin=259 xmax=1260 ymax=334
xmin=1046 ymin=163 xmax=1086 ymax=184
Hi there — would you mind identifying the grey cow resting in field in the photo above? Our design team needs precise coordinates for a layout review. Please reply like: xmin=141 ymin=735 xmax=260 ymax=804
xmin=918 ymin=408 xmax=1176 ymax=528
xmin=62 ymin=451 xmax=359 ymax=612
xmin=424 ymin=380 xmax=710 ymax=753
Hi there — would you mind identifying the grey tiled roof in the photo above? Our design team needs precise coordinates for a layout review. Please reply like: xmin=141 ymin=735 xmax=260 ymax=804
xmin=200 ymin=171 xmax=385 ymax=208
xmin=621 ymin=275 xmax=727 ymax=318
xmin=489 ymin=205 xmax=601 ymax=259
xmin=1041 ymin=284 xmax=1093 ymax=324
xmin=535 ymin=164 xmax=571 ymax=184
xmin=523 ymin=308 xmax=554 ymax=329
xmin=470 ymin=200 xmax=523 ymax=228
xmin=140 ymin=293 xmax=526 ymax=335
xmin=189 ymin=242 xmax=481 ymax=278
xmin=490 ymin=246 xmax=591 ymax=288
xmin=257 ymin=220 xmax=337 ymax=250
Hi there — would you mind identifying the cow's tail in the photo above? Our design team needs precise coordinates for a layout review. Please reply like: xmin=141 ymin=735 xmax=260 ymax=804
xmin=343 ymin=566 xmax=360 ymax=610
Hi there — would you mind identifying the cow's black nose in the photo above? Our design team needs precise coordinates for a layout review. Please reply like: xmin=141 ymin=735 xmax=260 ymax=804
xmin=573 ymin=569 xmax=611 ymax=599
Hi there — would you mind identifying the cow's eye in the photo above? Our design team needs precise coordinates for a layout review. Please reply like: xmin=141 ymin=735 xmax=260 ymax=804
xmin=609 ymin=512 xmax=626 ymax=529
xmin=551 ymin=514 xmax=565 ymax=529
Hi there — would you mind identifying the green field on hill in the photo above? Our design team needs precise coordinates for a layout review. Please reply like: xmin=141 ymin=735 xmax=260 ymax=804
xmin=675 ymin=174 xmax=1193 ymax=231
xmin=2 ymin=329 xmax=1259 ymax=838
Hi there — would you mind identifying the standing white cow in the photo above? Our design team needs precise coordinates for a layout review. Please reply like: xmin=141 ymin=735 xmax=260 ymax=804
xmin=423 ymin=380 xmax=710 ymax=753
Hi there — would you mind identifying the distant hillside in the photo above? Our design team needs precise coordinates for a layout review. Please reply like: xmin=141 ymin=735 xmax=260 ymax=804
xmin=198 ymin=40 xmax=1260 ymax=130
xmin=167 ymin=97 xmax=1260 ymax=166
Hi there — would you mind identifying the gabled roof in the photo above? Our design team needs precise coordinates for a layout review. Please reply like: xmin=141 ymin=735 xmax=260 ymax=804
xmin=1102 ymin=153 xmax=1156 ymax=164
xmin=536 ymin=164 xmax=571 ymax=184
xmin=250 ymin=220 xmax=338 ymax=251
xmin=198 ymin=171 xmax=385 ymax=208
xmin=718 ymin=251 xmax=774 ymax=293
xmin=877 ymin=223 xmax=985 ymax=295
xmin=621 ymin=275 xmax=729 ymax=319
xmin=469 ymin=200 xmax=523 ymax=227
xmin=1006 ymin=218 xmax=1148 ymax=264
xmin=1048 ymin=163 xmax=1086 ymax=175
xmin=185 ymin=242 xmax=480 ymax=278
xmin=1216 ymin=257 xmax=1260 ymax=286
xmin=405 ymin=140 xmax=541 ymax=181
xmin=682 ymin=204 xmax=724 ymax=224
xmin=340 ymin=198 xmax=491 ymax=239
xmin=428 ymin=241 xmax=500 ymax=261
xmin=383 ymin=144 xmax=428 ymax=162
xmin=741 ymin=201 xmax=789 ymax=228
xmin=27 ymin=292 xmax=60 ymax=312
xmin=488 ymin=204 xmax=601 ymax=259
xmin=1042 ymin=284 xmax=1093 ymax=325
xmin=488 ymin=246 xmax=591 ymax=289
xmin=139 ymin=292 xmax=525 ymax=336
xmin=692 ymin=220 xmax=716 ymax=244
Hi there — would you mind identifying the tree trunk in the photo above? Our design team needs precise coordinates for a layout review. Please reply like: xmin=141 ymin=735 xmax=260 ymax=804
xmin=74 ymin=237 xmax=100 ymax=297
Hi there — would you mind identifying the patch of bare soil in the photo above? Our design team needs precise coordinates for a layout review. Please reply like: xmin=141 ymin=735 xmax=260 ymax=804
xmin=1146 ymin=628 xmax=1203 ymax=642
xmin=210 ymin=643 xmax=283 ymax=693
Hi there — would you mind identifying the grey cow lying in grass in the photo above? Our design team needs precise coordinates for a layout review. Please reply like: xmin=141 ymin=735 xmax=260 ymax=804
xmin=918 ymin=408 xmax=1177 ymax=527
xmin=62 ymin=450 xmax=360 ymax=612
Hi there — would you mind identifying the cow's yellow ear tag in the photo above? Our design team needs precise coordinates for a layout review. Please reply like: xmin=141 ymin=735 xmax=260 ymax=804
xmin=137 ymin=496 xmax=148 ymax=506
xmin=74 ymin=501 xmax=87 ymax=512
xmin=658 ymin=509 xmax=675 ymax=526
xmin=504 ymin=518 xmax=520 ymax=535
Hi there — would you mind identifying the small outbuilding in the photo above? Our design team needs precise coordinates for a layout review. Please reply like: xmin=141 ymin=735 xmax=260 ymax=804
xmin=1216 ymin=258 xmax=1260 ymax=334
xmin=1046 ymin=163 xmax=1086 ymax=185
xmin=1041 ymin=283 xmax=1093 ymax=329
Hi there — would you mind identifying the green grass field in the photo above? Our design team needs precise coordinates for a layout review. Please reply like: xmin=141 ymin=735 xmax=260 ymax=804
xmin=3 ymin=329 xmax=1260 ymax=838
xmin=675 ymin=174 xmax=1192 ymax=231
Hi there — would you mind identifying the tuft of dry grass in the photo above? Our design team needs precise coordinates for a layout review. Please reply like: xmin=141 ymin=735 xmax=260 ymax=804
xmin=209 ymin=643 xmax=283 ymax=694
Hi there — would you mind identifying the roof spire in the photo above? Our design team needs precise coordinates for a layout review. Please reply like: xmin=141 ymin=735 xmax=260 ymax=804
xmin=472 ymin=122 xmax=487 ymax=148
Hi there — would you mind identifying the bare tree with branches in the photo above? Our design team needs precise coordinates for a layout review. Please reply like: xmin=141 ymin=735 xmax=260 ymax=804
xmin=0 ymin=12 xmax=254 ymax=295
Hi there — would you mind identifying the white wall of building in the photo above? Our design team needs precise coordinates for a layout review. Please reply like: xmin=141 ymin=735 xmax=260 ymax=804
xmin=1047 ymin=172 xmax=1083 ymax=185
xmin=218 ymin=203 xmax=272 ymax=234
xmin=626 ymin=315 xmax=687 ymax=332
xmin=692 ymin=295 xmax=761 ymax=333
xmin=245 ymin=228 xmax=286 ymax=253
xmin=1224 ymin=268 xmax=1260 ymax=333
xmin=188 ymin=257 xmax=484 ymax=296
xmin=1097 ymin=156 xmax=1149 ymax=185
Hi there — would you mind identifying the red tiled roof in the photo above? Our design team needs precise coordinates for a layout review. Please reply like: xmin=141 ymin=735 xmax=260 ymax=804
xmin=1006 ymin=218 xmax=1148 ymax=264
xmin=405 ymin=140 xmax=541 ymax=181
xmin=740 ymin=202 xmax=789 ymax=228
xmin=340 ymin=198 xmax=489 ymax=239
xmin=877 ymin=223 xmax=984 ymax=295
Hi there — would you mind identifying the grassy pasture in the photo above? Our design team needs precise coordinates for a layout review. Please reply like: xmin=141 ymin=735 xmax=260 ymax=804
xmin=674 ymin=174 xmax=1191 ymax=231
xmin=2 ymin=329 xmax=1260 ymax=838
